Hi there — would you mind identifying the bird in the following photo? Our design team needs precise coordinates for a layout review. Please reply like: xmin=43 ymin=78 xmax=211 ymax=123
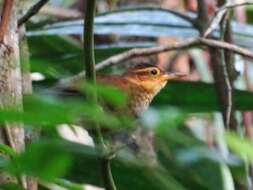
xmin=97 ymin=63 xmax=185 ymax=164
xmin=55 ymin=63 xmax=186 ymax=165
xmin=61 ymin=63 xmax=185 ymax=117
xmin=97 ymin=63 xmax=185 ymax=116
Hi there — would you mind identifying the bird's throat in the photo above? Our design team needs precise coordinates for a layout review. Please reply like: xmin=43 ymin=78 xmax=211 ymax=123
xmin=129 ymin=82 xmax=167 ymax=116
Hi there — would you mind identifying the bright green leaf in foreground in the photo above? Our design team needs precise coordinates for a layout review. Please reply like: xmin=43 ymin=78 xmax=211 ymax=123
xmin=225 ymin=132 xmax=253 ymax=162
xmin=5 ymin=140 xmax=73 ymax=181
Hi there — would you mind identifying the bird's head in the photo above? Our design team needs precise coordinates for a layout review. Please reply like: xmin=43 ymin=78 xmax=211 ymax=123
xmin=123 ymin=63 xmax=185 ymax=94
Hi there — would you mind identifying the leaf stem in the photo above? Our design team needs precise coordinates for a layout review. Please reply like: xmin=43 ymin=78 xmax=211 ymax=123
xmin=83 ymin=1 xmax=117 ymax=190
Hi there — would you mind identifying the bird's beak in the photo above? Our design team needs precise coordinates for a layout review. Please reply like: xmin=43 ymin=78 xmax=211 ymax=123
xmin=163 ymin=72 xmax=187 ymax=81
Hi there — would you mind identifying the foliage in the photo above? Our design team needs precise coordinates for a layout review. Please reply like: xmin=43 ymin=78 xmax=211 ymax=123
xmin=1 ymin=1 xmax=253 ymax=190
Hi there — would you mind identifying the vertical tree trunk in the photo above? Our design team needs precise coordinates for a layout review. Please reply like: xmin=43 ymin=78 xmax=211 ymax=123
xmin=0 ymin=0 xmax=25 ymax=187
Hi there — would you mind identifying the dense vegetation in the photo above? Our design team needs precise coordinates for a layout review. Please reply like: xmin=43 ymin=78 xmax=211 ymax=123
xmin=1 ymin=0 xmax=253 ymax=190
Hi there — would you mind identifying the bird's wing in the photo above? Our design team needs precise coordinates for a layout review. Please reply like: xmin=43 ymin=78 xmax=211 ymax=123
xmin=97 ymin=75 xmax=131 ymax=94
xmin=47 ymin=75 xmax=131 ymax=98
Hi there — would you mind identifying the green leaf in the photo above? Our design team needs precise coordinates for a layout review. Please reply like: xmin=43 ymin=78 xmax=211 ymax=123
xmin=0 ymin=95 xmax=132 ymax=128
xmin=155 ymin=126 xmax=229 ymax=190
xmin=28 ymin=36 xmax=129 ymax=80
xmin=55 ymin=179 xmax=84 ymax=190
xmin=0 ymin=144 xmax=16 ymax=157
xmin=225 ymin=132 xmax=253 ymax=162
xmin=0 ymin=82 xmax=251 ymax=127
xmin=153 ymin=81 xmax=253 ymax=112
xmin=85 ymin=82 xmax=128 ymax=107
xmin=0 ymin=183 xmax=26 ymax=190
xmin=2 ymin=131 xmax=235 ymax=190
xmin=4 ymin=138 xmax=189 ymax=190
xmin=66 ymin=126 xmax=229 ymax=190
xmin=5 ymin=140 xmax=73 ymax=181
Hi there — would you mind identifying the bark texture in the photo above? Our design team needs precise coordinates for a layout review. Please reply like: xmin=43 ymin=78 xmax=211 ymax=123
xmin=0 ymin=0 xmax=25 ymax=186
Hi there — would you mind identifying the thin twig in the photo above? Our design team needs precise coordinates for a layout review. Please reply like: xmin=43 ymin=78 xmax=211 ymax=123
xmin=204 ymin=1 xmax=253 ymax=38
xmin=204 ymin=9 xmax=227 ymax=38
xmin=97 ymin=37 xmax=253 ymax=70
xmin=220 ymin=14 xmax=233 ymax=129
xmin=18 ymin=0 xmax=49 ymax=27
xmin=93 ymin=37 xmax=253 ymax=69
xmin=96 ymin=38 xmax=198 ymax=71
xmin=223 ymin=12 xmax=238 ymax=130
xmin=198 ymin=38 xmax=253 ymax=59
xmin=0 ymin=0 xmax=14 ymax=42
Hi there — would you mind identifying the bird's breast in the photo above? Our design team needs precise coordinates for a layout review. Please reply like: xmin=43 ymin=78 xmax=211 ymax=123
xmin=129 ymin=88 xmax=155 ymax=116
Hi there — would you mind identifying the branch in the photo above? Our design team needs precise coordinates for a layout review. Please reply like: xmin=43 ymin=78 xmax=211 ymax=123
xmin=96 ymin=38 xmax=198 ymax=71
xmin=0 ymin=0 xmax=14 ymax=42
xmin=58 ymin=37 xmax=253 ymax=87
xmin=204 ymin=9 xmax=227 ymax=38
xmin=204 ymin=1 xmax=253 ymax=37
xmin=57 ymin=38 xmax=198 ymax=85
xmin=198 ymin=38 xmax=253 ymax=59
xmin=18 ymin=0 xmax=49 ymax=27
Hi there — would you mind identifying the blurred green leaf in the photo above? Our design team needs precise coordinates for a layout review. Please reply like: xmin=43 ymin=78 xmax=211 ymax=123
xmin=55 ymin=179 xmax=84 ymax=190
xmin=225 ymin=132 xmax=253 ymax=162
xmin=0 ymin=94 xmax=131 ymax=128
xmin=5 ymin=140 xmax=73 ymax=181
xmin=246 ymin=6 xmax=253 ymax=23
xmin=4 ymin=138 xmax=190 ymax=190
xmin=66 ymin=126 xmax=231 ymax=190
xmin=153 ymin=81 xmax=253 ymax=112
xmin=0 ymin=183 xmax=26 ymax=190
xmin=2 ymin=130 xmax=240 ymax=190
xmin=28 ymin=36 xmax=129 ymax=81
xmin=67 ymin=143 xmax=189 ymax=190
xmin=85 ymin=82 xmax=128 ymax=107
xmin=0 ymin=81 xmax=251 ymax=127
xmin=156 ymin=126 xmax=228 ymax=190
xmin=0 ymin=144 xmax=16 ymax=158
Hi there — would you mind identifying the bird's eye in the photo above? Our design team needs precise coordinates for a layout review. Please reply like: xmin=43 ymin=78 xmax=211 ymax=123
xmin=151 ymin=69 xmax=158 ymax=75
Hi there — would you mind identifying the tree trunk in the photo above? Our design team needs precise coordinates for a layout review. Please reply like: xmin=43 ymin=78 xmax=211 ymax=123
xmin=0 ymin=0 xmax=25 ymax=187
